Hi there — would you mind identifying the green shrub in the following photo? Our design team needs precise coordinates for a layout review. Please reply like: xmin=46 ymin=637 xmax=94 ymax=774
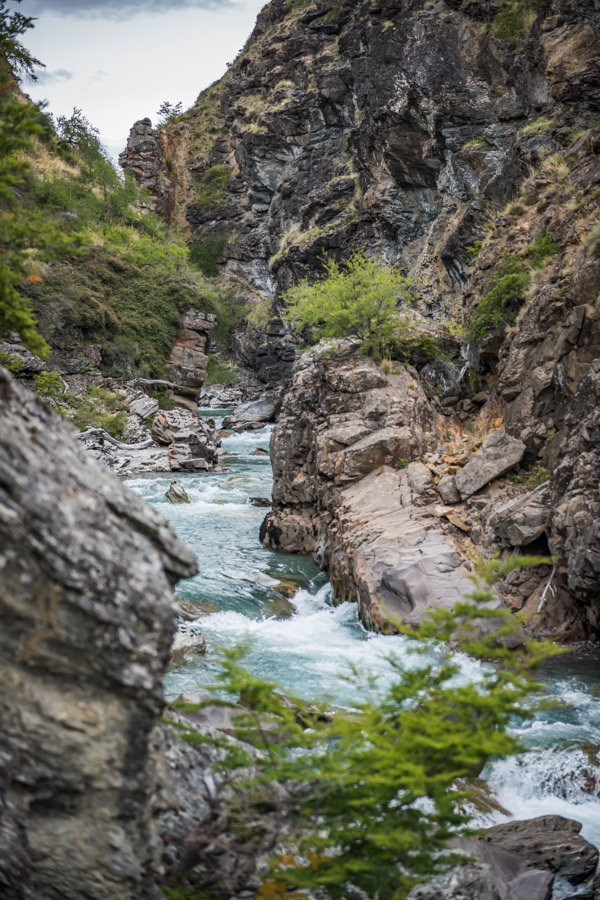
xmin=493 ymin=0 xmax=540 ymax=39
xmin=469 ymin=254 xmax=531 ymax=340
xmin=525 ymin=230 xmax=558 ymax=269
xmin=195 ymin=165 xmax=231 ymax=214
xmin=204 ymin=354 xmax=238 ymax=386
xmin=188 ymin=235 xmax=228 ymax=277
xmin=33 ymin=371 xmax=64 ymax=398
xmin=0 ymin=351 xmax=23 ymax=373
xmin=283 ymin=251 xmax=415 ymax=358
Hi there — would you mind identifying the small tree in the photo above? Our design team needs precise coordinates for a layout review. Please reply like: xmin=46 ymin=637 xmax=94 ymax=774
xmin=156 ymin=100 xmax=183 ymax=127
xmin=283 ymin=251 xmax=414 ymax=357
xmin=169 ymin=558 xmax=560 ymax=900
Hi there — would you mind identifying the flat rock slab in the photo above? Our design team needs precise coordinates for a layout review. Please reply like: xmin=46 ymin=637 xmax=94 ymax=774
xmin=336 ymin=466 xmax=472 ymax=630
xmin=455 ymin=431 xmax=526 ymax=500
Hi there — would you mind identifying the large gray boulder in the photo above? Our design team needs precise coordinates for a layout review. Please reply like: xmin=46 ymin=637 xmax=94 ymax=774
xmin=487 ymin=483 xmax=551 ymax=547
xmin=0 ymin=366 xmax=197 ymax=899
xmin=455 ymin=432 xmax=526 ymax=500
xmin=479 ymin=815 xmax=599 ymax=885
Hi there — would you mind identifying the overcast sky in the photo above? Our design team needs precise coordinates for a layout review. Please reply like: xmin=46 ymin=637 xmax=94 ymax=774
xmin=14 ymin=0 xmax=267 ymax=160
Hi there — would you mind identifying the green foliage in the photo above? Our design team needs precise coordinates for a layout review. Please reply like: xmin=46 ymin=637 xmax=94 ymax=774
xmin=508 ymin=464 xmax=550 ymax=488
xmin=61 ymin=385 xmax=127 ymax=438
xmin=195 ymin=165 xmax=231 ymax=214
xmin=246 ymin=297 xmax=272 ymax=330
xmin=518 ymin=116 xmax=555 ymax=137
xmin=156 ymin=100 xmax=183 ymax=127
xmin=283 ymin=251 xmax=415 ymax=358
xmin=33 ymin=371 xmax=63 ymax=398
xmin=283 ymin=0 xmax=316 ymax=13
xmin=204 ymin=353 xmax=238 ymax=386
xmin=469 ymin=254 xmax=530 ymax=340
xmin=492 ymin=0 xmax=540 ymax=40
xmin=0 ymin=1 xmax=41 ymax=79
xmin=0 ymin=350 xmax=22 ymax=373
xmin=525 ymin=230 xmax=558 ymax=269
xmin=188 ymin=235 xmax=228 ymax=277
xmin=175 ymin=559 xmax=559 ymax=900
xmin=469 ymin=226 xmax=561 ymax=340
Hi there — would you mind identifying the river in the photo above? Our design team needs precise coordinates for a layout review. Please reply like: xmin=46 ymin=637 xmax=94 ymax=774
xmin=127 ymin=416 xmax=600 ymax=885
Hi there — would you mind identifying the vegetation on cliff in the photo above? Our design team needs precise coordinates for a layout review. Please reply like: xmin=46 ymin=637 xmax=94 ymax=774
xmin=283 ymin=251 xmax=416 ymax=358
xmin=0 ymin=4 xmax=223 ymax=379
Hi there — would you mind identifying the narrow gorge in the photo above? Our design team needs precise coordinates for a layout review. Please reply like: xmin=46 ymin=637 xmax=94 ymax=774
xmin=1 ymin=0 xmax=600 ymax=898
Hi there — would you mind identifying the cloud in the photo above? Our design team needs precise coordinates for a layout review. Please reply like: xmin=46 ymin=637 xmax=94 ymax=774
xmin=22 ymin=0 xmax=237 ymax=19
xmin=89 ymin=70 xmax=110 ymax=83
xmin=29 ymin=68 xmax=73 ymax=85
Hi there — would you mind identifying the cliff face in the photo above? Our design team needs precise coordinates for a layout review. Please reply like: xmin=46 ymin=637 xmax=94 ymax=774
xmin=119 ymin=0 xmax=600 ymax=634
xmin=0 ymin=367 xmax=198 ymax=898
xmin=122 ymin=0 xmax=599 ymax=338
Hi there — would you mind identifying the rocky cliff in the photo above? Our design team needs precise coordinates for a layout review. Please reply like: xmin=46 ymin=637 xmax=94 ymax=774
xmin=122 ymin=0 xmax=600 ymax=374
xmin=0 ymin=366 xmax=199 ymax=898
xmin=120 ymin=0 xmax=600 ymax=637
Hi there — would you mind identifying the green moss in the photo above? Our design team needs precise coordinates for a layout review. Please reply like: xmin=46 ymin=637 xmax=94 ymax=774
xmin=195 ymin=165 xmax=231 ymax=214
xmin=518 ymin=116 xmax=555 ymax=137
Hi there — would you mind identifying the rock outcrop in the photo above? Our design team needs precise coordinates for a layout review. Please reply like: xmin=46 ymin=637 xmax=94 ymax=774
xmin=164 ymin=308 xmax=216 ymax=399
xmin=0 ymin=366 xmax=198 ymax=899
xmin=261 ymin=341 xmax=477 ymax=629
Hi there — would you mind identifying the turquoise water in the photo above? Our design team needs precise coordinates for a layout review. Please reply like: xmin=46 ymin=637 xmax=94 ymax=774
xmin=127 ymin=421 xmax=600 ymax=858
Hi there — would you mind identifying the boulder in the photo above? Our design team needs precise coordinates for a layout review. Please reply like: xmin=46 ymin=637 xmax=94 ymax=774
xmin=222 ymin=397 xmax=277 ymax=430
xmin=438 ymin=473 xmax=461 ymax=505
xmin=455 ymin=432 xmax=526 ymax=500
xmin=166 ymin=480 xmax=191 ymax=504
xmin=170 ymin=628 xmax=207 ymax=665
xmin=128 ymin=393 xmax=159 ymax=420
xmin=340 ymin=426 xmax=419 ymax=481
xmin=487 ymin=483 xmax=551 ymax=547
xmin=0 ymin=365 xmax=197 ymax=899
xmin=151 ymin=409 xmax=220 ymax=472
xmin=479 ymin=816 xmax=599 ymax=885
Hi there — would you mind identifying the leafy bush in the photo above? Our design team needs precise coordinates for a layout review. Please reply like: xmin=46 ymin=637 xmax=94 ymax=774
xmin=525 ymin=230 xmax=558 ymax=269
xmin=33 ymin=371 xmax=63 ymax=398
xmin=0 ymin=351 xmax=23 ymax=373
xmin=283 ymin=251 xmax=415 ymax=358
xmin=169 ymin=559 xmax=558 ymax=900
xmin=493 ymin=0 xmax=540 ymax=39
xmin=189 ymin=236 xmax=228 ymax=277
xmin=469 ymin=254 xmax=530 ymax=340
xmin=195 ymin=165 xmax=231 ymax=214
xmin=204 ymin=354 xmax=238 ymax=386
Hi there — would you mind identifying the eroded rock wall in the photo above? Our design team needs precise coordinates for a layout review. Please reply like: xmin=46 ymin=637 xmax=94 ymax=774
xmin=0 ymin=367 xmax=197 ymax=899
xmin=122 ymin=0 xmax=599 ymax=376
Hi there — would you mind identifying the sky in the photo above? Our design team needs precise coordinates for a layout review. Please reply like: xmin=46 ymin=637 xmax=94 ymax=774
xmin=13 ymin=0 xmax=267 ymax=161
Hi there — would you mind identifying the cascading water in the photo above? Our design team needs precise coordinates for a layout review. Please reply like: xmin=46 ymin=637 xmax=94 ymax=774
xmin=127 ymin=415 xmax=600 ymax=864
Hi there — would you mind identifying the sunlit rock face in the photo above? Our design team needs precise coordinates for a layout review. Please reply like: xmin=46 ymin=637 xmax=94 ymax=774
xmin=0 ymin=366 xmax=197 ymax=899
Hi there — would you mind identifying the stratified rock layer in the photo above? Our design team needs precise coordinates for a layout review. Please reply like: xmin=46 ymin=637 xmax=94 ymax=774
xmin=0 ymin=366 xmax=197 ymax=899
